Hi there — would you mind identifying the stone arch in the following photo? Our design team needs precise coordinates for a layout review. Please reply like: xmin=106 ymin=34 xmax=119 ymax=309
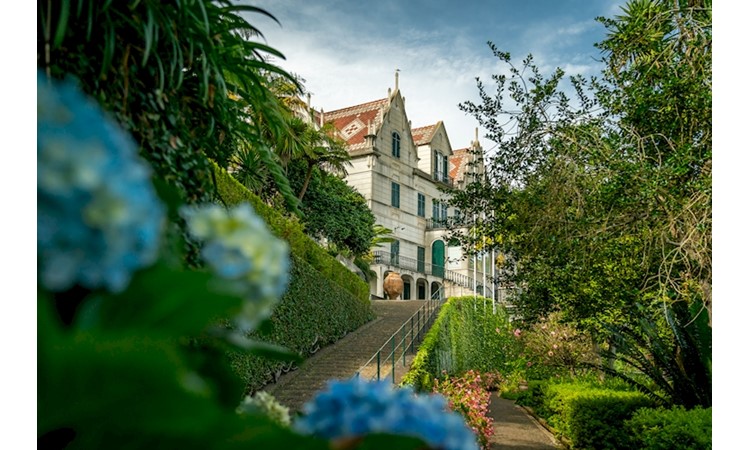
xmin=416 ymin=278 xmax=428 ymax=300
xmin=401 ymin=274 xmax=415 ymax=300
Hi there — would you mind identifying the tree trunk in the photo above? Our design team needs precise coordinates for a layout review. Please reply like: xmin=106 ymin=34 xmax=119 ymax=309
xmin=297 ymin=161 xmax=315 ymax=201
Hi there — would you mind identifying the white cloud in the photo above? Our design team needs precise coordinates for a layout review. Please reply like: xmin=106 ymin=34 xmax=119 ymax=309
xmin=239 ymin=0 xmax=611 ymax=153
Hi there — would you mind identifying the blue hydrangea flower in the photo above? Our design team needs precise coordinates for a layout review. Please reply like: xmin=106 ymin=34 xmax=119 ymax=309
xmin=181 ymin=203 xmax=290 ymax=331
xmin=37 ymin=72 xmax=165 ymax=293
xmin=295 ymin=377 xmax=479 ymax=450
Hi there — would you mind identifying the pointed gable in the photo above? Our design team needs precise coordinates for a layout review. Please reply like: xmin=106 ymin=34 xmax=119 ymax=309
xmin=325 ymin=98 xmax=390 ymax=150
xmin=411 ymin=123 xmax=439 ymax=146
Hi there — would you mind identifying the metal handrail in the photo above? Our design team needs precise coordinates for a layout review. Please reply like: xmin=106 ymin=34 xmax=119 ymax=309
xmin=355 ymin=296 xmax=444 ymax=383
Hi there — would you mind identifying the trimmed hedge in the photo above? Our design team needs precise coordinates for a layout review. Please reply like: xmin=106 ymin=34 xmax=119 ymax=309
xmin=401 ymin=296 xmax=517 ymax=391
xmin=517 ymin=380 xmax=655 ymax=449
xmin=210 ymin=160 xmax=370 ymax=302
xmin=625 ymin=406 xmax=711 ymax=450
xmin=231 ymin=255 xmax=374 ymax=393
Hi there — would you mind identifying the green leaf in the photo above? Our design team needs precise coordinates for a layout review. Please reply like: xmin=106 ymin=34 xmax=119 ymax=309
xmin=76 ymin=263 xmax=243 ymax=336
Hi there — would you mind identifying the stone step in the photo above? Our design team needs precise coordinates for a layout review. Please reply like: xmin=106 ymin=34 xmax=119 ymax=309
xmin=262 ymin=300 xmax=435 ymax=413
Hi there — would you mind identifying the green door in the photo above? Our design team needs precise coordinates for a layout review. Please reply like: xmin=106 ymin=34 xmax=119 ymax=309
xmin=431 ymin=240 xmax=445 ymax=278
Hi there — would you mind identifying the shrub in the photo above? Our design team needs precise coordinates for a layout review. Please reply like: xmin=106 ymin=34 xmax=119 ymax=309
xmin=520 ymin=312 xmax=597 ymax=379
xmin=211 ymin=160 xmax=370 ymax=302
xmin=528 ymin=382 xmax=654 ymax=449
xmin=433 ymin=370 xmax=495 ymax=450
xmin=625 ymin=406 xmax=711 ymax=450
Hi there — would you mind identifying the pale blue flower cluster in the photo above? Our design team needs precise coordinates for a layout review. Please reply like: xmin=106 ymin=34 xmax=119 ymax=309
xmin=181 ymin=203 xmax=290 ymax=331
xmin=295 ymin=377 xmax=480 ymax=450
xmin=37 ymin=73 xmax=165 ymax=293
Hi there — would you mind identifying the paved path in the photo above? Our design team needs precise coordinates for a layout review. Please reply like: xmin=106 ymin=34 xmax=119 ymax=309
xmin=488 ymin=394 xmax=560 ymax=449
xmin=264 ymin=300 xmax=429 ymax=413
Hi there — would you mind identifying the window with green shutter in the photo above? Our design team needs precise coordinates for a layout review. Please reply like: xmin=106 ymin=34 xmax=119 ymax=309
xmin=391 ymin=182 xmax=400 ymax=208
xmin=390 ymin=240 xmax=400 ymax=265
xmin=417 ymin=193 xmax=425 ymax=217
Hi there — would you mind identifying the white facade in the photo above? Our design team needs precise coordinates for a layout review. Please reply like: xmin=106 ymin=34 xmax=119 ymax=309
xmin=321 ymin=82 xmax=497 ymax=301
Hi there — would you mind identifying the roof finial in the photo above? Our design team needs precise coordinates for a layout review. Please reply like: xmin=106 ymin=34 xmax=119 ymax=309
xmin=474 ymin=127 xmax=479 ymax=146
xmin=395 ymin=68 xmax=400 ymax=91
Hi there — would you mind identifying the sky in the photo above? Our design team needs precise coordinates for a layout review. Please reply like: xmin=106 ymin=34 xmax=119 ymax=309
xmin=241 ymin=0 xmax=626 ymax=152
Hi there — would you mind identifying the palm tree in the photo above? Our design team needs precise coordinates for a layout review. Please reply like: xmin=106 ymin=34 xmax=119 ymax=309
xmin=296 ymin=123 xmax=352 ymax=201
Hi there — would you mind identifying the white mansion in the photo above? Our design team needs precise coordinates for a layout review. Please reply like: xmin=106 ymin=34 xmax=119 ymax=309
xmin=309 ymin=75 xmax=497 ymax=301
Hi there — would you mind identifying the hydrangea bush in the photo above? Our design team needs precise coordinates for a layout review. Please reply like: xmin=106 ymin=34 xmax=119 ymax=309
xmin=237 ymin=391 xmax=291 ymax=427
xmin=37 ymin=73 xmax=165 ymax=293
xmin=295 ymin=377 xmax=480 ymax=450
xmin=181 ymin=203 xmax=290 ymax=332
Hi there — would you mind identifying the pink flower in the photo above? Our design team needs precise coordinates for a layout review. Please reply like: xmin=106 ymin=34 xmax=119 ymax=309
xmin=514 ymin=328 xmax=521 ymax=337
xmin=526 ymin=361 xmax=533 ymax=367
xmin=553 ymin=344 xmax=558 ymax=349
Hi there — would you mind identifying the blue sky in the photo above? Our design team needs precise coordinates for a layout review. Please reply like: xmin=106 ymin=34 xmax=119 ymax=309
xmin=242 ymin=0 xmax=625 ymax=151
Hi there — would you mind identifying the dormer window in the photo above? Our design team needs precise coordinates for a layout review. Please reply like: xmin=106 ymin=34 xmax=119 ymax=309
xmin=433 ymin=150 xmax=448 ymax=183
xmin=391 ymin=132 xmax=401 ymax=158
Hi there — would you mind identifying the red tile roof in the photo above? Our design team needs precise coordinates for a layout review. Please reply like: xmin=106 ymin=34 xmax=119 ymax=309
xmin=325 ymin=98 xmax=390 ymax=149
xmin=411 ymin=123 xmax=439 ymax=145
xmin=449 ymin=148 xmax=470 ymax=181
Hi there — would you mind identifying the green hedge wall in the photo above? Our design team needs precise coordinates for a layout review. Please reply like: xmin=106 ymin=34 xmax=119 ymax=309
xmin=210 ymin=161 xmax=370 ymax=302
xmin=230 ymin=255 xmax=374 ymax=394
xmin=400 ymin=301 xmax=453 ymax=391
xmin=209 ymin=161 xmax=374 ymax=392
xmin=401 ymin=296 xmax=517 ymax=391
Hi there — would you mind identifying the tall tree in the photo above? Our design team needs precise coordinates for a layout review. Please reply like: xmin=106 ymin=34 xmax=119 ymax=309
xmin=452 ymin=0 xmax=711 ymax=407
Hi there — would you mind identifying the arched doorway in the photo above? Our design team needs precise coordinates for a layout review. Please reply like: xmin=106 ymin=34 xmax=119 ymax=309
xmin=416 ymin=278 xmax=428 ymax=300
xmin=401 ymin=274 xmax=415 ymax=300
xmin=431 ymin=240 xmax=445 ymax=278
xmin=430 ymin=281 xmax=443 ymax=300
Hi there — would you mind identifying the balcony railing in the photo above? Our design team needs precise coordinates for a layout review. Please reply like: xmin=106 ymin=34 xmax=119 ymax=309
xmin=371 ymin=250 xmax=494 ymax=296
xmin=425 ymin=217 xmax=469 ymax=230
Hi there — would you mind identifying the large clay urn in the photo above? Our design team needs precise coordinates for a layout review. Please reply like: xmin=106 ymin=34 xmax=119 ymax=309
xmin=383 ymin=272 xmax=404 ymax=300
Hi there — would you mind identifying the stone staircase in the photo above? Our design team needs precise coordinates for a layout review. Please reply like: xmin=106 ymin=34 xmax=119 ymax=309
xmin=262 ymin=300 xmax=431 ymax=413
